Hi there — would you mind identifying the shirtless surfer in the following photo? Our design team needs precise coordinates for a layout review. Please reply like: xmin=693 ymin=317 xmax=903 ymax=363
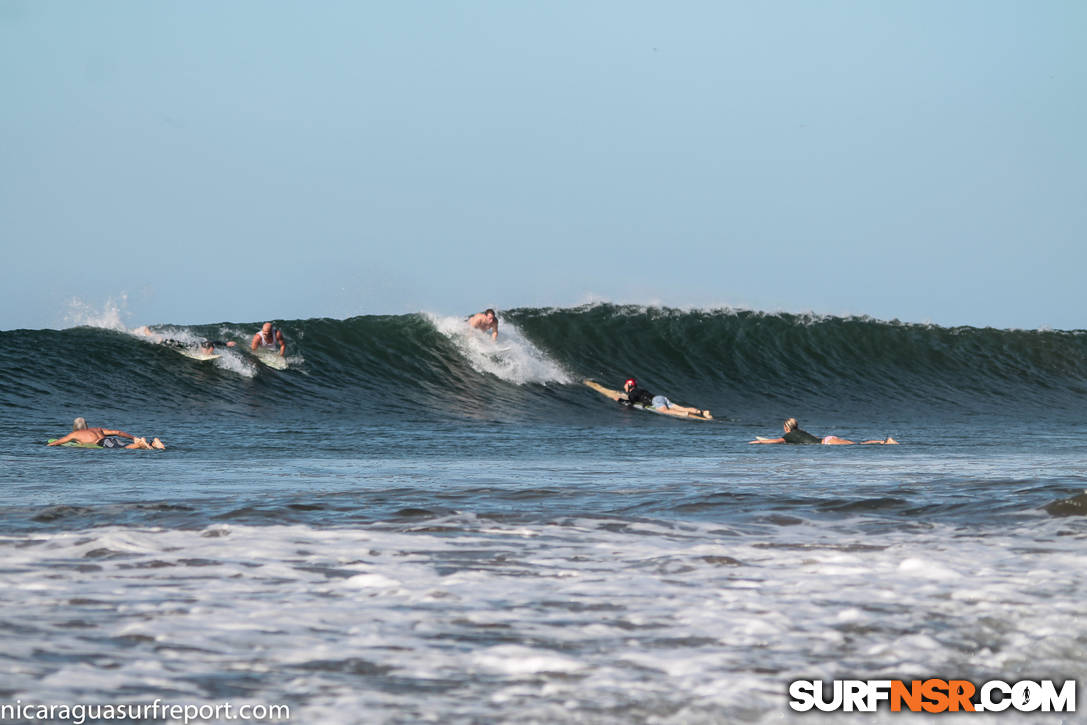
xmin=749 ymin=417 xmax=897 ymax=445
xmin=47 ymin=418 xmax=165 ymax=449
xmin=468 ymin=309 xmax=499 ymax=340
xmin=251 ymin=322 xmax=286 ymax=356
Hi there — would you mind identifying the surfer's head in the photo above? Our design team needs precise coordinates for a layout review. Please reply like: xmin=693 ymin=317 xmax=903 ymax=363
xmin=484 ymin=309 xmax=496 ymax=321
xmin=72 ymin=417 xmax=88 ymax=431
xmin=261 ymin=322 xmax=274 ymax=336
xmin=624 ymin=378 xmax=637 ymax=392
xmin=784 ymin=417 xmax=799 ymax=432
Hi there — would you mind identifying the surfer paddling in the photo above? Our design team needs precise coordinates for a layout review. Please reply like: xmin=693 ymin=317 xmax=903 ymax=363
xmin=621 ymin=378 xmax=710 ymax=419
xmin=583 ymin=378 xmax=712 ymax=420
xmin=135 ymin=326 xmax=234 ymax=355
xmin=197 ymin=340 xmax=236 ymax=355
xmin=251 ymin=323 xmax=286 ymax=356
xmin=468 ymin=309 xmax=499 ymax=340
xmin=47 ymin=418 xmax=165 ymax=449
xmin=135 ymin=326 xmax=185 ymax=347
xmin=749 ymin=417 xmax=897 ymax=445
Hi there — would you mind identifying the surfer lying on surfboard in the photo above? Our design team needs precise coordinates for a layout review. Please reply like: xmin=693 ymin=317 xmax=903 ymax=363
xmin=621 ymin=378 xmax=709 ymax=418
xmin=195 ymin=340 xmax=236 ymax=355
xmin=135 ymin=326 xmax=235 ymax=355
xmin=47 ymin=417 xmax=166 ymax=449
xmin=583 ymin=379 xmax=712 ymax=420
xmin=749 ymin=417 xmax=897 ymax=445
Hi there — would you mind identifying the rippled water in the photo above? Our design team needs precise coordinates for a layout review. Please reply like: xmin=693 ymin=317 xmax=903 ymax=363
xmin=3 ymin=308 xmax=1085 ymax=721
xmin=4 ymin=415 xmax=1086 ymax=723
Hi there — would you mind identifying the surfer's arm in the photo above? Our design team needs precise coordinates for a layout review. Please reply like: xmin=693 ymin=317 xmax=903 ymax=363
xmin=103 ymin=429 xmax=135 ymax=439
xmin=47 ymin=433 xmax=76 ymax=446
xmin=276 ymin=332 xmax=286 ymax=356
xmin=749 ymin=437 xmax=786 ymax=444
xmin=250 ymin=334 xmax=261 ymax=351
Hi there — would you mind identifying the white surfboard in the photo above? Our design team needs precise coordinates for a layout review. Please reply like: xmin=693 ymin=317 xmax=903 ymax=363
xmin=177 ymin=349 xmax=220 ymax=362
xmin=254 ymin=349 xmax=288 ymax=370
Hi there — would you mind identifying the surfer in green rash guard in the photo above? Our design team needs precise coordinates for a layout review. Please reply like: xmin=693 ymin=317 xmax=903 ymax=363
xmin=47 ymin=418 xmax=166 ymax=449
xmin=749 ymin=417 xmax=898 ymax=445
xmin=251 ymin=322 xmax=286 ymax=356
xmin=468 ymin=309 xmax=499 ymax=340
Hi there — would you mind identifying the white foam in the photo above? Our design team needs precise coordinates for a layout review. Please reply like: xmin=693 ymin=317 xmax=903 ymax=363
xmin=129 ymin=325 xmax=258 ymax=377
xmin=213 ymin=349 xmax=259 ymax=377
xmin=3 ymin=517 xmax=1085 ymax=723
xmin=425 ymin=312 xmax=572 ymax=385
xmin=217 ymin=325 xmax=305 ymax=370
xmin=472 ymin=645 xmax=585 ymax=675
xmin=341 ymin=573 xmax=401 ymax=589
xmin=897 ymin=556 xmax=961 ymax=580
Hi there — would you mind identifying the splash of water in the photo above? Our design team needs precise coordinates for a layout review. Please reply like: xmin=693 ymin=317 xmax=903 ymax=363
xmin=64 ymin=294 xmax=130 ymax=331
xmin=216 ymin=325 xmax=304 ymax=373
xmin=426 ymin=313 xmax=571 ymax=385
xmin=130 ymin=324 xmax=258 ymax=378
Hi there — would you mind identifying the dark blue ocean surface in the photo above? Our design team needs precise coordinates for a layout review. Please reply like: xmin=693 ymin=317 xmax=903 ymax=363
xmin=1 ymin=306 xmax=1085 ymax=723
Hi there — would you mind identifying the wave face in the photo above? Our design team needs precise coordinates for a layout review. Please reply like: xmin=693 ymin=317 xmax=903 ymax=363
xmin=3 ymin=305 xmax=1085 ymax=424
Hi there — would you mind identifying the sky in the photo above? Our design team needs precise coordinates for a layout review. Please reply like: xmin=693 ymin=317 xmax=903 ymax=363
xmin=1 ymin=0 xmax=1084 ymax=331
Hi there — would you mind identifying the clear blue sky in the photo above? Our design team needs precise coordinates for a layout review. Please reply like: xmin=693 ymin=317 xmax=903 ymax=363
xmin=2 ymin=1 xmax=1084 ymax=330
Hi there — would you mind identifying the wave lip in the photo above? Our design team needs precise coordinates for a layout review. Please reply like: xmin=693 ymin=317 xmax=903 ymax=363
xmin=2 ymin=304 xmax=1085 ymax=422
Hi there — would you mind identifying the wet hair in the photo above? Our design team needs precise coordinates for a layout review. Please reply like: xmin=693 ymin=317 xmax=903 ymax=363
xmin=784 ymin=418 xmax=799 ymax=432
xmin=73 ymin=417 xmax=88 ymax=431
xmin=484 ymin=309 xmax=496 ymax=317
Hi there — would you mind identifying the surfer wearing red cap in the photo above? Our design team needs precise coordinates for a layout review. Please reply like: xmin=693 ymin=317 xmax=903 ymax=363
xmin=621 ymin=378 xmax=708 ymax=418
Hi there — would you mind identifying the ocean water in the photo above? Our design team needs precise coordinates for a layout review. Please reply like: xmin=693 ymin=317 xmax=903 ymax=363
xmin=1 ymin=305 xmax=1085 ymax=723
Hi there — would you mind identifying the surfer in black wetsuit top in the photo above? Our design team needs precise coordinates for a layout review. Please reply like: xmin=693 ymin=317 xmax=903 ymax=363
xmin=620 ymin=378 xmax=708 ymax=417
xmin=160 ymin=338 xmax=234 ymax=355
xmin=134 ymin=326 xmax=235 ymax=354
xmin=622 ymin=378 xmax=656 ymax=407
xmin=749 ymin=418 xmax=897 ymax=445
xmin=197 ymin=340 xmax=236 ymax=355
